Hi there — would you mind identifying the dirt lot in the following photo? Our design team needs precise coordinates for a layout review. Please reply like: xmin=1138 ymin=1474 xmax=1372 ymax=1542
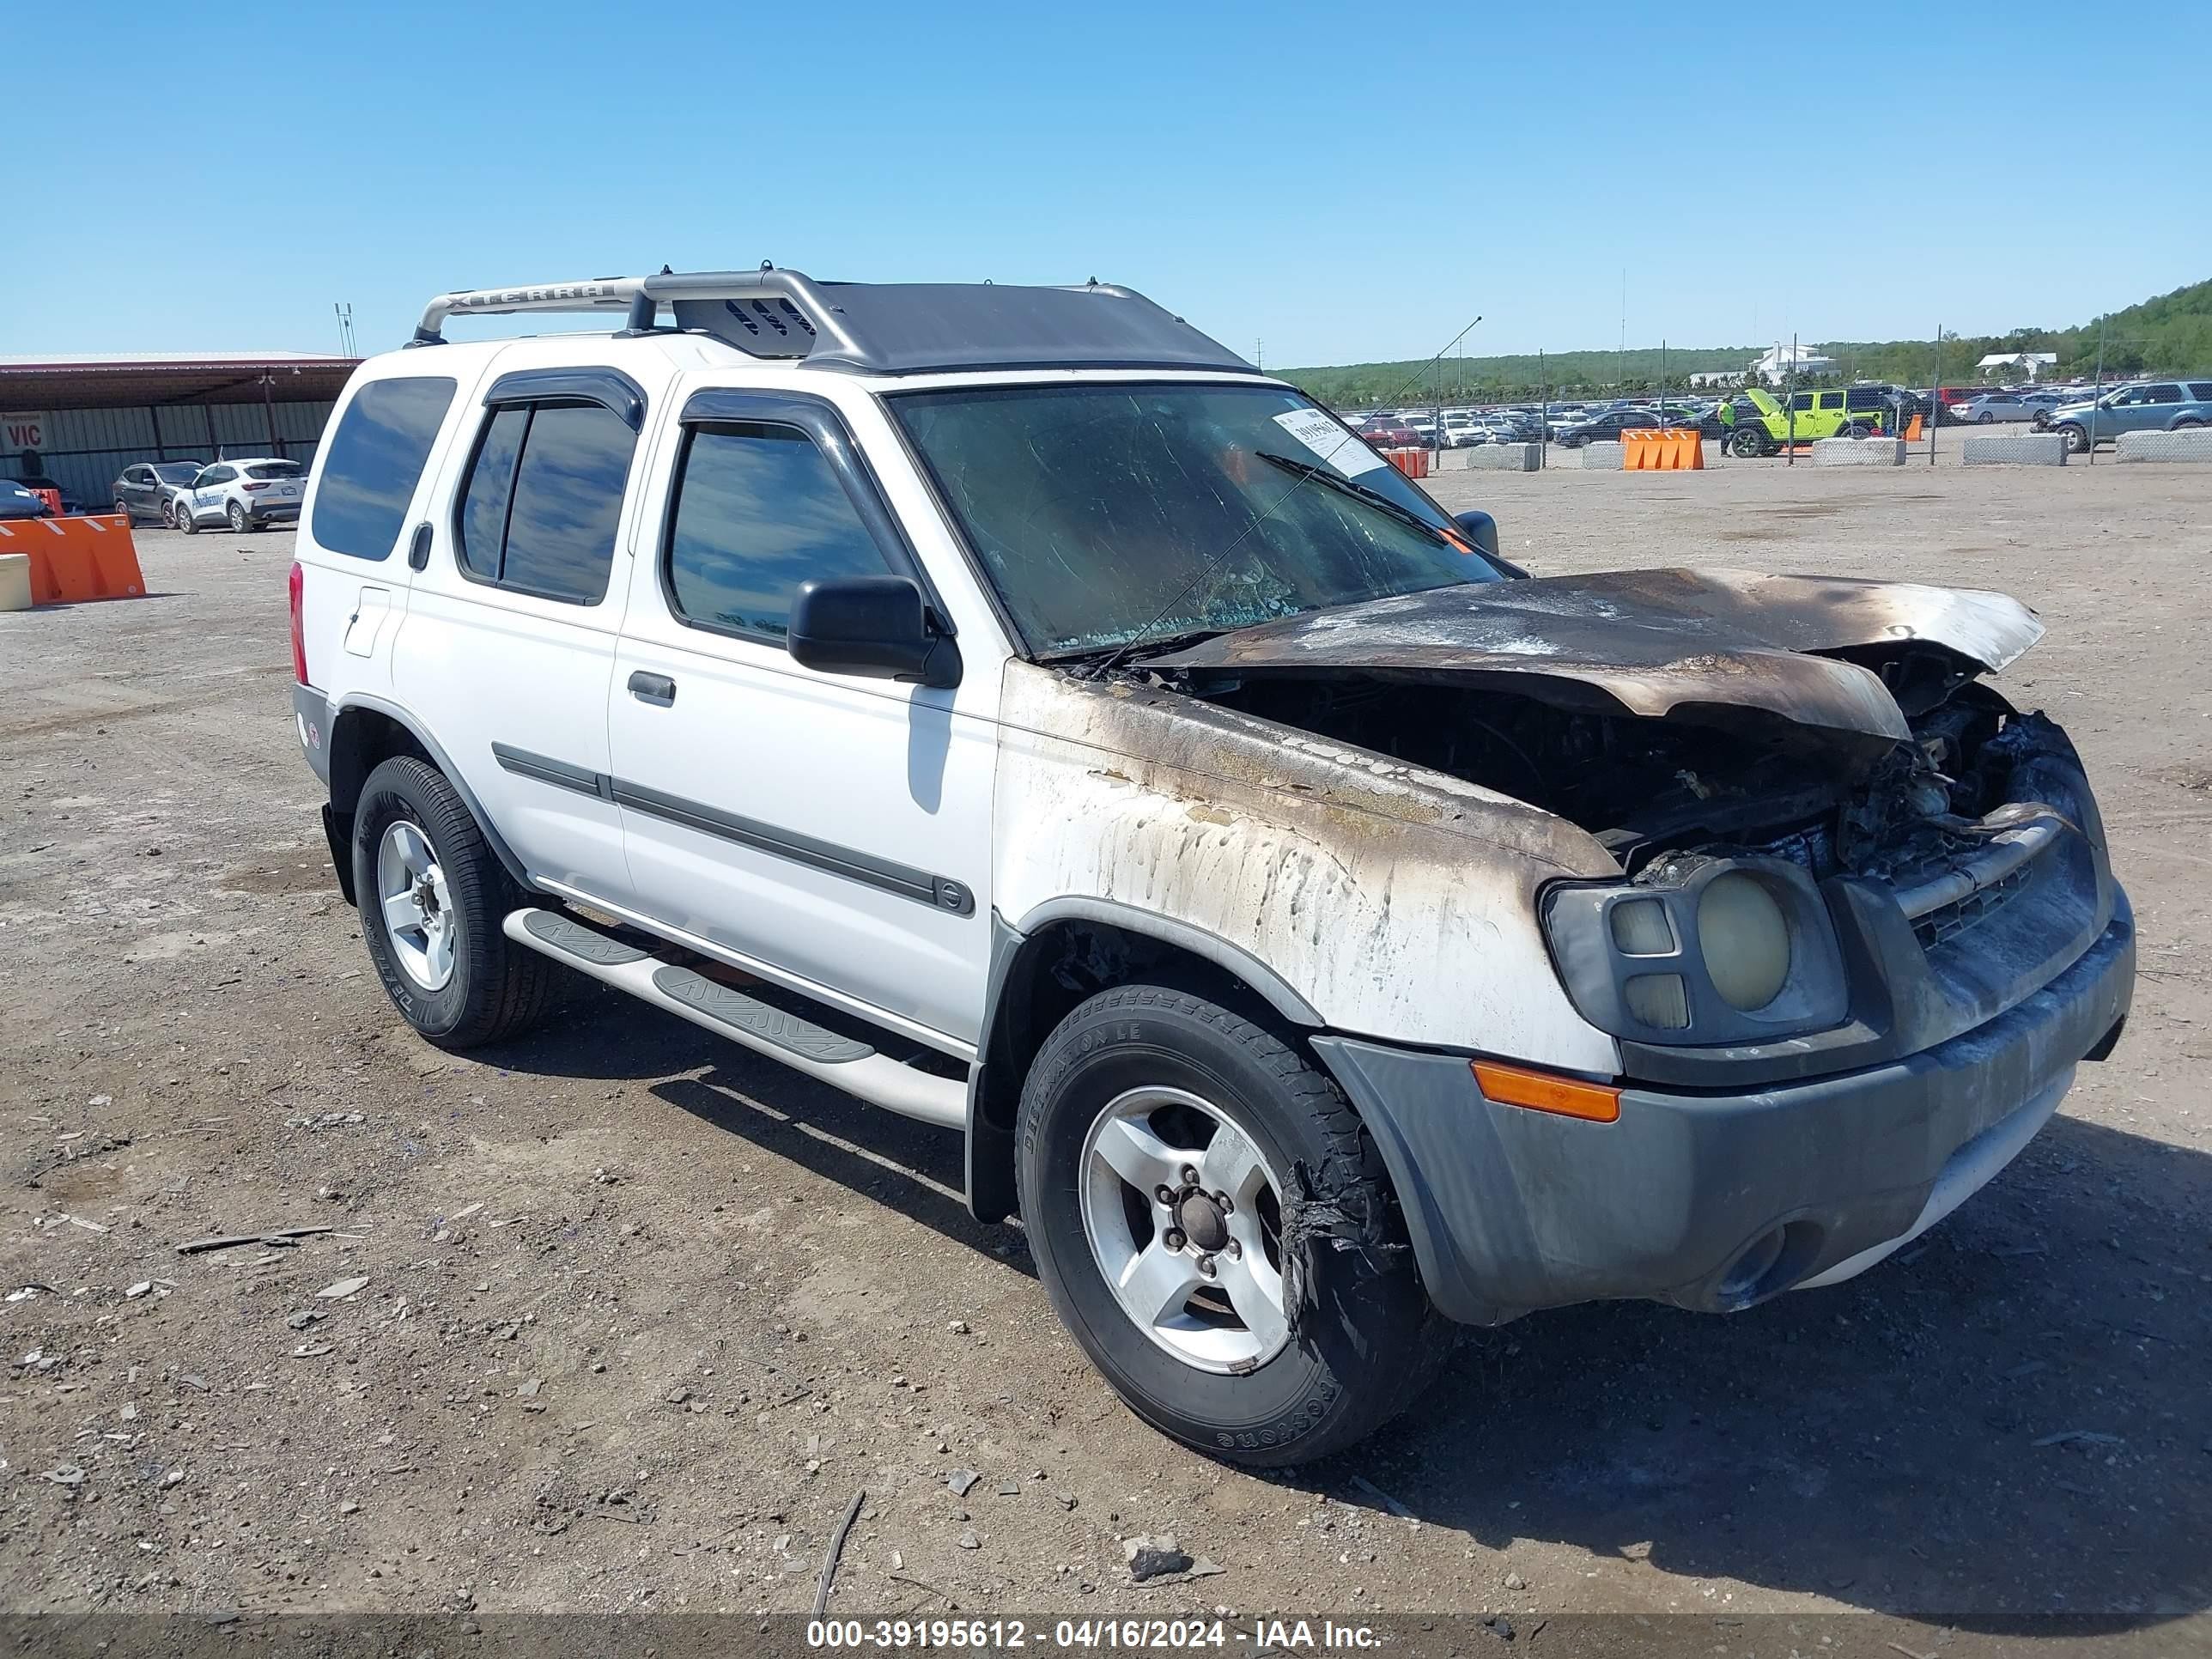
xmin=3 ymin=457 xmax=2209 ymax=1640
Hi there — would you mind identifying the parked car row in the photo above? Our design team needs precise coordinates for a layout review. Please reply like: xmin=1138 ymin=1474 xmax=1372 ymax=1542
xmin=111 ymin=458 xmax=307 ymax=532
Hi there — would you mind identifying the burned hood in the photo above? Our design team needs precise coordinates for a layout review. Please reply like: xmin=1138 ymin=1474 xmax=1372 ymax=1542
xmin=1148 ymin=568 xmax=2044 ymax=746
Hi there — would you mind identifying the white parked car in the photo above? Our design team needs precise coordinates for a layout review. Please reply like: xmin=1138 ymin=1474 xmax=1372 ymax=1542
xmin=174 ymin=457 xmax=307 ymax=533
xmin=287 ymin=266 xmax=2134 ymax=1467
xmin=1950 ymin=394 xmax=2034 ymax=424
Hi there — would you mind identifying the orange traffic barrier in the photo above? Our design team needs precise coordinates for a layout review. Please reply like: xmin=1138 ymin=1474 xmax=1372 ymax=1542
xmin=0 ymin=513 xmax=147 ymax=605
xmin=1387 ymin=447 xmax=1431 ymax=479
xmin=1621 ymin=428 xmax=1705 ymax=471
xmin=1904 ymin=414 xmax=1924 ymax=442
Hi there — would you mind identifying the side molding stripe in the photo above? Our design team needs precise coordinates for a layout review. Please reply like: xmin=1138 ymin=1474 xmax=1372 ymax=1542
xmin=490 ymin=744 xmax=974 ymax=917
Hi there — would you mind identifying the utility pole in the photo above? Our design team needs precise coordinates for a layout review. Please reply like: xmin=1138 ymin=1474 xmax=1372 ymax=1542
xmin=1929 ymin=322 xmax=1941 ymax=466
xmin=1540 ymin=349 xmax=1547 ymax=470
xmin=1619 ymin=268 xmax=1627 ymax=395
xmin=2088 ymin=314 xmax=2108 ymax=465
xmin=1786 ymin=333 xmax=1798 ymax=465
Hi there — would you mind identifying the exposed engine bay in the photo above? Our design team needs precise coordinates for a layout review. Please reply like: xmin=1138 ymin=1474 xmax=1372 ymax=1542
xmin=1182 ymin=653 xmax=2073 ymax=882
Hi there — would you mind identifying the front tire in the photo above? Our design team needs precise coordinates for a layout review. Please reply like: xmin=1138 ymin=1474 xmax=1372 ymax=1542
xmin=1729 ymin=427 xmax=1770 ymax=458
xmin=351 ymin=756 xmax=552 ymax=1049
xmin=176 ymin=501 xmax=198 ymax=534
xmin=1017 ymin=984 xmax=1444 ymax=1467
xmin=2057 ymin=422 xmax=2089 ymax=454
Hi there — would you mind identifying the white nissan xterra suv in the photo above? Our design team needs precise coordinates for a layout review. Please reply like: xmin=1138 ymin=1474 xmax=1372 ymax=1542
xmin=289 ymin=269 xmax=2134 ymax=1465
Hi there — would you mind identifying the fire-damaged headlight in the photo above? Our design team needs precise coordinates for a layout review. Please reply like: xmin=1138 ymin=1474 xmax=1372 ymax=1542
xmin=1540 ymin=856 xmax=1850 ymax=1046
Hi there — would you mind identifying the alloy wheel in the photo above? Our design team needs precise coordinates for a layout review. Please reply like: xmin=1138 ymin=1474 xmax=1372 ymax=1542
xmin=1078 ymin=1085 xmax=1290 ymax=1374
xmin=375 ymin=819 xmax=457 ymax=991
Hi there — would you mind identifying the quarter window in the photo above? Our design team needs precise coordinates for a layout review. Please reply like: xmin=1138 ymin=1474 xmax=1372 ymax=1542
xmin=453 ymin=400 xmax=636 ymax=605
xmin=2188 ymin=383 xmax=2212 ymax=402
xmin=664 ymin=422 xmax=894 ymax=641
xmin=311 ymin=376 xmax=457 ymax=561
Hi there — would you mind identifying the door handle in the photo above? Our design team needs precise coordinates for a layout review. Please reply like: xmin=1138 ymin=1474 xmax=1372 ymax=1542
xmin=407 ymin=523 xmax=431 ymax=571
xmin=627 ymin=671 xmax=677 ymax=707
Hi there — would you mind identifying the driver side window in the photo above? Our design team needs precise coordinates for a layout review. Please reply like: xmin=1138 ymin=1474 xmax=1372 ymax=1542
xmin=663 ymin=422 xmax=896 ymax=642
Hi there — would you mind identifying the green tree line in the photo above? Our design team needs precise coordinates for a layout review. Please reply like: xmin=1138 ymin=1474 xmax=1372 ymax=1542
xmin=1273 ymin=278 xmax=2212 ymax=407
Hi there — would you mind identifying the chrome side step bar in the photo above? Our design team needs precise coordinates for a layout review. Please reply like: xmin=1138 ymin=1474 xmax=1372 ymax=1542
xmin=503 ymin=908 xmax=965 ymax=1131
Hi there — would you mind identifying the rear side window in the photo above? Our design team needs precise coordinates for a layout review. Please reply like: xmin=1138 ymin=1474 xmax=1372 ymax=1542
xmin=2147 ymin=384 xmax=2183 ymax=404
xmin=312 ymin=376 xmax=457 ymax=561
xmin=2190 ymin=383 xmax=2212 ymax=402
xmin=663 ymin=423 xmax=894 ymax=640
xmin=453 ymin=401 xmax=635 ymax=605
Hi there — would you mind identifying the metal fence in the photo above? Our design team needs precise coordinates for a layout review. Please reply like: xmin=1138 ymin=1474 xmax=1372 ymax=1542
xmin=3 ymin=399 xmax=337 ymax=513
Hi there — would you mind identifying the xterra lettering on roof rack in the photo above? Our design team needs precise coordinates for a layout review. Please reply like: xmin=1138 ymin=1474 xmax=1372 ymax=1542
xmin=410 ymin=266 xmax=1259 ymax=379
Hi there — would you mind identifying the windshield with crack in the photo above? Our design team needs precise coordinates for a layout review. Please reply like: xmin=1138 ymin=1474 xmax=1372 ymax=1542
xmin=889 ymin=381 xmax=1503 ymax=655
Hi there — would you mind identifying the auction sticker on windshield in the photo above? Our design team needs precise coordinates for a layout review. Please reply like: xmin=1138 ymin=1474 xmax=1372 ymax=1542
xmin=1271 ymin=407 xmax=1388 ymax=475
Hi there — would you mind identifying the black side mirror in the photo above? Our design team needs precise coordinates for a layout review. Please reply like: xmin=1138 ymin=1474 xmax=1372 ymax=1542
xmin=787 ymin=575 xmax=961 ymax=689
xmin=1454 ymin=509 xmax=1528 ymax=579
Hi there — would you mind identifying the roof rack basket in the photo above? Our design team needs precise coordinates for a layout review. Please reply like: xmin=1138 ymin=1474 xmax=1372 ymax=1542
xmin=409 ymin=268 xmax=1256 ymax=378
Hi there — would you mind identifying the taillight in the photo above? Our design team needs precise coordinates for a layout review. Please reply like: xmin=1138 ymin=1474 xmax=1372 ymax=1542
xmin=243 ymin=481 xmax=270 ymax=491
xmin=289 ymin=561 xmax=309 ymax=685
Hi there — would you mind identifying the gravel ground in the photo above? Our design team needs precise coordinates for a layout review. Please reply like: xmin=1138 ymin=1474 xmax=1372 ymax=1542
xmin=3 ymin=457 xmax=2209 ymax=1638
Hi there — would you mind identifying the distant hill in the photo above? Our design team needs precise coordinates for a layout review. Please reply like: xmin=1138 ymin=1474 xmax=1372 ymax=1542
xmin=1273 ymin=278 xmax=2212 ymax=407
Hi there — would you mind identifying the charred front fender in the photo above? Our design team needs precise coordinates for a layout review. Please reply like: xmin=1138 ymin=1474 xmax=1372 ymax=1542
xmin=994 ymin=660 xmax=1623 ymax=1073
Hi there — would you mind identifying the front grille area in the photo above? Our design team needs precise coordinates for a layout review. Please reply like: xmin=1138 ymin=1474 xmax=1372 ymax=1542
xmin=1911 ymin=865 xmax=2033 ymax=950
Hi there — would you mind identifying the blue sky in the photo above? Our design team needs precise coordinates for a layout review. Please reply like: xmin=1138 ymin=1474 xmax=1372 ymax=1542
xmin=9 ymin=3 xmax=2207 ymax=367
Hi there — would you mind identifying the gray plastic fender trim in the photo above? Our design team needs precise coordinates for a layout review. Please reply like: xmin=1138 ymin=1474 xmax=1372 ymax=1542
xmin=1003 ymin=896 xmax=1325 ymax=1028
xmin=327 ymin=694 xmax=531 ymax=890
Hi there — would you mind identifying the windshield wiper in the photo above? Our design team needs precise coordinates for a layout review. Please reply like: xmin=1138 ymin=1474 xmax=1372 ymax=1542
xmin=1060 ymin=624 xmax=1231 ymax=673
xmin=1252 ymin=450 xmax=1455 ymax=545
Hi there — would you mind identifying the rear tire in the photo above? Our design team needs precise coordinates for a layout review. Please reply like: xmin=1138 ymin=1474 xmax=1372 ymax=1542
xmin=113 ymin=498 xmax=131 ymax=521
xmin=1016 ymin=983 xmax=1447 ymax=1468
xmin=351 ymin=756 xmax=553 ymax=1049
xmin=227 ymin=500 xmax=250 ymax=533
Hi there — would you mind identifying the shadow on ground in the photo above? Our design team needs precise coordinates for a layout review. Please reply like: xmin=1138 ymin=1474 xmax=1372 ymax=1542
xmin=1297 ymin=1111 xmax=2209 ymax=1622
xmin=473 ymin=988 xmax=2208 ymax=1621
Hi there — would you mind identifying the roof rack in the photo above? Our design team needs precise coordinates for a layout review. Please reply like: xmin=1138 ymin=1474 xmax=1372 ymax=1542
xmin=410 ymin=267 xmax=1257 ymax=379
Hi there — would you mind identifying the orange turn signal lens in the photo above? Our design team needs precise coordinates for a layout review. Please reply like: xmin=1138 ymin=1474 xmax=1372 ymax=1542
xmin=1472 ymin=1060 xmax=1621 ymax=1123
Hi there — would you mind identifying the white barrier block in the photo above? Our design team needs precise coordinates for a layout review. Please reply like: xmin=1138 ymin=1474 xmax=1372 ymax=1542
xmin=1813 ymin=438 xmax=1908 ymax=467
xmin=2115 ymin=428 xmax=2212 ymax=463
xmin=1465 ymin=443 xmax=1542 ymax=472
xmin=1963 ymin=434 xmax=2067 ymax=465
xmin=1580 ymin=442 xmax=1625 ymax=470
xmin=0 ymin=552 xmax=29 ymax=612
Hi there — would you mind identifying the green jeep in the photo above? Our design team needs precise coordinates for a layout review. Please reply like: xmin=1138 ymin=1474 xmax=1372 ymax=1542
xmin=1721 ymin=386 xmax=1898 ymax=457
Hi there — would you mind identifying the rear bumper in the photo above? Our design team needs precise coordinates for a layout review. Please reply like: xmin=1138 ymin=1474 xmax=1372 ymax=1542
xmin=294 ymin=683 xmax=331 ymax=782
xmin=251 ymin=501 xmax=302 ymax=522
xmin=1313 ymin=894 xmax=2134 ymax=1326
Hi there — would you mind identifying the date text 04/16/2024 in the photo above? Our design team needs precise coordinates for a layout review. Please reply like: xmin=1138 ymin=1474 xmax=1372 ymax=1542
xmin=804 ymin=1619 xmax=1382 ymax=1650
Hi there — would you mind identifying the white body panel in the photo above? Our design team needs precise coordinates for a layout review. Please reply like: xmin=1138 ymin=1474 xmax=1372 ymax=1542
xmin=606 ymin=374 xmax=1004 ymax=1048
xmin=990 ymin=662 xmax=1623 ymax=1074
xmin=297 ymin=340 xmax=1619 ymax=1067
